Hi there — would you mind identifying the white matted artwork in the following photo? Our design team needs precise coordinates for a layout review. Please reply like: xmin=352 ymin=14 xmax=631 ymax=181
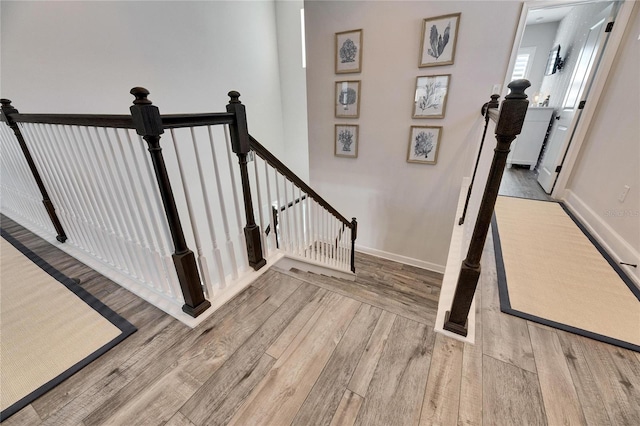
xmin=419 ymin=13 xmax=460 ymax=67
xmin=335 ymin=80 xmax=361 ymax=118
xmin=335 ymin=124 xmax=359 ymax=158
xmin=407 ymin=126 xmax=441 ymax=164
xmin=413 ymin=74 xmax=450 ymax=118
xmin=335 ymin=29 xmax=363 ymax=74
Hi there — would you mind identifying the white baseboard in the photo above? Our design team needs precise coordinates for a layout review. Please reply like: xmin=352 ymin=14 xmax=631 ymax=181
xmin=354 ymin=245 xmax=445 ymax=274
xmin=563 ymin=190 xmax=640 ymax=289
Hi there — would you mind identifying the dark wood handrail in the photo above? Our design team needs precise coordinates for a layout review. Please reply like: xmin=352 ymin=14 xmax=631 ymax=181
xmin=161 ymin=113 xmax=235 ymax=128
xmin=8 ymin=113 xmax=135 ymax=128
xmin=6 ymin=112 xmax=236 ymax=130
xmin=458 ymin=94 xmax=501 ymax=225
xmin=249 ymin=135 xmax=353 ymax=228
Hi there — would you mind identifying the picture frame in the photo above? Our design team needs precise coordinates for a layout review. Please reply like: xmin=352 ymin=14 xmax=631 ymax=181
xmin=419 ymin=13 xmax=460 ymax=67
xmin=335 ymin=124 xmax=359 ymax=158
xmin=412 ymin=74 xmax=450 ymax=118
xmin=335 ymin=29 xmax=363 ymax=74
xmin=335 ymin=80 xmax=361 ymax=118
xmin=407 ymin=126 xmax=442 ymax=164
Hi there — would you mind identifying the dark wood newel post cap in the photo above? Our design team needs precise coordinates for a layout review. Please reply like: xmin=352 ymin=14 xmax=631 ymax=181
xmin=0 ymin=99 xmax=12 ymax=107
xmin=228 ymin=91 xmax=242 ymax=104
xmin=505 ymin=79 xmax=531 ymax=100
xmin=130 ymin=87 xmax=153 ymax=105
xmin=129 ymin=87 xmax=163 ymax=136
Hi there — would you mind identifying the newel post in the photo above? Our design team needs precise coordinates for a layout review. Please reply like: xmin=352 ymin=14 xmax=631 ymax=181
xmin=129 ymin=87 xmax=211 ymax=318
xmin=444 ymin=79 xmax=530 ymax=336
xmin=226 ymin=91 xmax=266 ymax=270
xmin=0 ymin=99 xmax=67 ymax=243
xmin=350 ymin=217 xmax=358 ymax=273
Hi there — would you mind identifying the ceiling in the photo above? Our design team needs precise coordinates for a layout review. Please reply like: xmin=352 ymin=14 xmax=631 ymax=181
xmin=526 ymin=6 xmax=574 ymax=25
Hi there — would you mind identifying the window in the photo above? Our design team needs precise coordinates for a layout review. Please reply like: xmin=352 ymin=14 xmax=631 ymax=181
xmin=511 ymin=46 xmax=536 ymax=80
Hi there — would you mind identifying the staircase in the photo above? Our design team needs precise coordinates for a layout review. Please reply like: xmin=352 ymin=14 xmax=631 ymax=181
xmin=0 ymin=88 xmax=356 ymax=326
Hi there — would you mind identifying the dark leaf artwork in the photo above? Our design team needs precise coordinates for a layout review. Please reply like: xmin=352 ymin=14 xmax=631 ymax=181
xmin=414 ymin=131 xmax=434 ymax=158
xmin=340 ymin=39 xmax=358 ymax=63
xmin=427 ymin=21 xmax=451 ymax=60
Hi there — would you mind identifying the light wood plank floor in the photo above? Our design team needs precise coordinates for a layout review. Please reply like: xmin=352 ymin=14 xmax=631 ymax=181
xmin=2 ymin=214 xmax=639 ymax=425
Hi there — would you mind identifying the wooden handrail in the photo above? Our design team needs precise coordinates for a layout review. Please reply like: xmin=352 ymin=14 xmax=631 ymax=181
xmin=458 ymin=94 xmax=501 ymax=226
xmin=249 ymin=135 xmax=352 ymax=228
xmin=6 ymin=112 xmax=236 ymax=130
xmin=7 ymin=113 xmax=135 ymax=128
xmin=161 ymin=113 xmax=235 ymax=128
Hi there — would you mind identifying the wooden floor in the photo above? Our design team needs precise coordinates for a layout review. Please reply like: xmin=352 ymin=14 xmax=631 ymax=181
xmin=2 ymin=214 xmax=640 ymax=426
xmin=499 ymin=166 xmax=554 ymax=201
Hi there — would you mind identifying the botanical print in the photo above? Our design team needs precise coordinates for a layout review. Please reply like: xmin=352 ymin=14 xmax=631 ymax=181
xmin=419 ymin=13 xmax=460 ymax=67
xmin=413 ymin=75 xmax=450 ymax=118
xmin=336 ymin=30 xmax=362 ymax=73
xmin=427 ymin=22 xmax=451 ymax=60
xmin=340 ymin=39 xmax=358 ymax=63
xmin=335 ymin=124 xmax=359 ymax=158
xmin=407 ymin=126 xmax=441 ymax=164
xmin=335 ymin=81 xmax=360 ymax=118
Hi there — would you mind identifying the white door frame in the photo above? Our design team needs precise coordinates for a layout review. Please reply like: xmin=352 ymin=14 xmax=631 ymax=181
xmin=501 ymin=0 xmax=636 ymax=200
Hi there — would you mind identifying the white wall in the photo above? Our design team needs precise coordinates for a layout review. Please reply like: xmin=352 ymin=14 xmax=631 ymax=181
xmin=275 ymin=0 xmax=310 ymax=181
xmin=1 ymin=1 xmax=286 ymax=157
xmin=305 ymin=1 xmax=521 ymax=270
xmin=565 ymin=3 xmax=640 ymax=284
xmin=519 ymin=21 xmax=559 ymax=100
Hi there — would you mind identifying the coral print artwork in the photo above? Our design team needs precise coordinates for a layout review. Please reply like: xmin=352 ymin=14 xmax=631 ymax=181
xmin=335 ymin=124 xmax=359 ymax=158
xmin=419 ymin=13 xmax=460 ymax=67
xmin=407 ymin=126 xmax=442 ymax=164
xmin=336 ymin=29 xmax=363 ymax=74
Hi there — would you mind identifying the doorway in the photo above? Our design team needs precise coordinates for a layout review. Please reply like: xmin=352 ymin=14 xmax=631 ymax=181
xmin=498 ymin=0 xmax=620 ymax=201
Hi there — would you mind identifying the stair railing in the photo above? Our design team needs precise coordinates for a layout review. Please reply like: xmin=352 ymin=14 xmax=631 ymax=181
xmin=249 ymin=136 xmax=357 ymax=273
xmin=0 ymin=87 xmax=357 ymax=322
xmin=444 ymin=79 xmax=530 ymax=336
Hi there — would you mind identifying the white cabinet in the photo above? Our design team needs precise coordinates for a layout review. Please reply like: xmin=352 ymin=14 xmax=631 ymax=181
xmin=507 ymin=107 xmax=554 ymax=169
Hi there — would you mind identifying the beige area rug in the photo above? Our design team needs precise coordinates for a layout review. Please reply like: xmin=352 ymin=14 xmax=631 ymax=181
xmin=0 ymin=230 xmax=136 ymax=420
xmin=493 ymin=196 xmax=640 ymax=351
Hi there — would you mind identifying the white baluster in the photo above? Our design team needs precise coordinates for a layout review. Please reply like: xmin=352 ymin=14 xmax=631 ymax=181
xmin=111 ymin=128 xmax=174 ymax=297
xmin=252 ymin=154 xmax=268 ymax=259
xmin=83 ymin=126 xmax=141 ymax=278
xmin=274 ymin=168 xmax=283 ymax=251
xmin=170 ymin=129 xmax=213 ymax=298
xmin=263 ymin=157 xmax=275 ymax=253
xmin=79 ymin=125 xmax=138 ymax=274
xmin=223 ymin=125 xmax=248 ymax=271
xmin=31 ymin=123 xmax=99 ymax=256
xmin=131 ymin=132 xmax=181 ymax=300
xmin=91 ymin=126 xmax=163 ymax=289
xmin=28 ymin=123 xmax=91 ymax=252
xmin=195 ymin=126 xmax=226 ymax=290
xmin=207 ymin=125 xmax=236 ymax=283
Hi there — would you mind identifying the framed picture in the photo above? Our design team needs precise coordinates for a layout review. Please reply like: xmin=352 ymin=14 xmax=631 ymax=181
xmin=413 ymin=74 xmax=450 ymax=118
xmin=335 ymin=124 xmax=359 ymax=158
xmin=335 ymin=80 xmax=361 ymax=118
xmin=407 ymin=126 xmax=442 ymax=164
xmin=419 ymin=13 xmax=461 ymax=67
xmin=335 ymin=29 xmax=363 ymax=74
